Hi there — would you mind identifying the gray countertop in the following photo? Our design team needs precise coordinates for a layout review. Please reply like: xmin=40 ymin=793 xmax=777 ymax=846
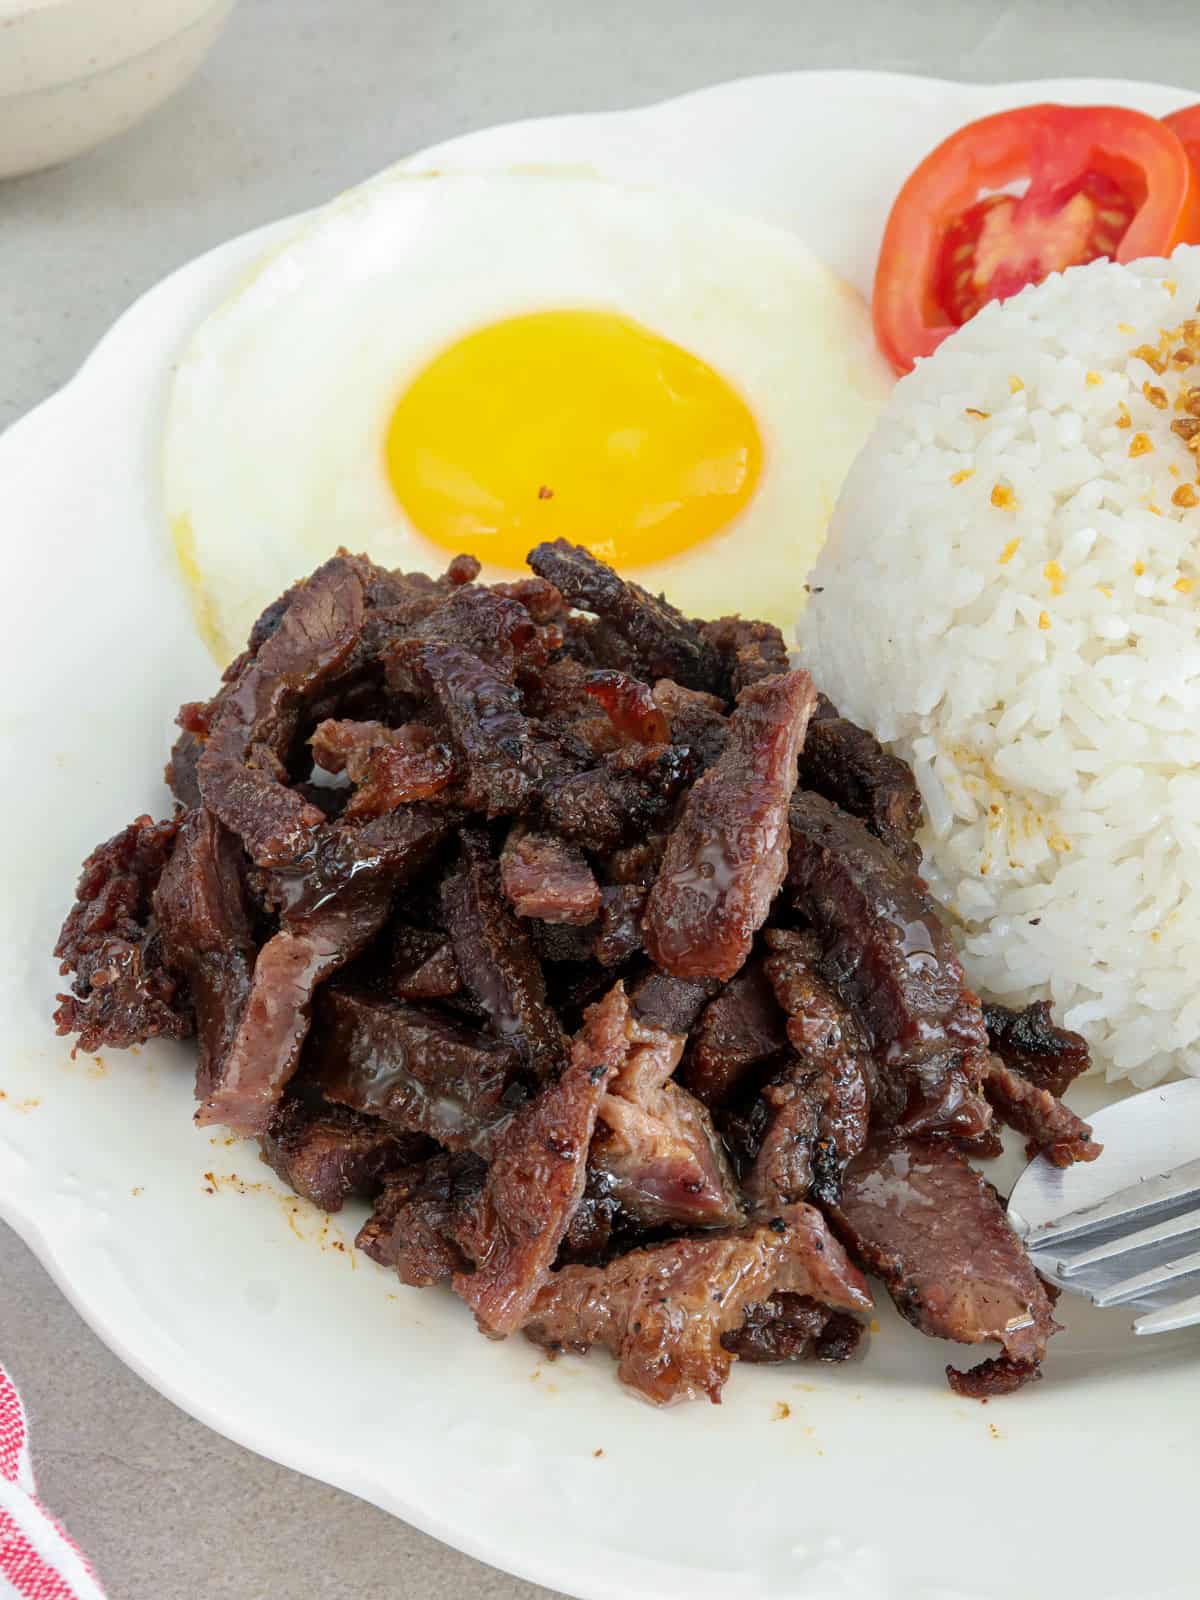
xmin=3 ymin=2 xmax=1199 ymax=1595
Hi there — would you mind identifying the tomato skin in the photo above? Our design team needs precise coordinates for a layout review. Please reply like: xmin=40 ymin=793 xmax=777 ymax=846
xmin=1164 ymin=105 xmax=1200 ymax=176
xmin=874 ymin=104 xmax=1200 ymax=375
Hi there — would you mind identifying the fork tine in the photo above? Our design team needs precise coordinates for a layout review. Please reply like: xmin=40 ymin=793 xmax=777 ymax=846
xmin=1057 ymin=1209 xmax=1200 ymax=1277
xmin=1020 ymin=1157 xmax=1200 ymax=1249
xmin=1088 ymin=1246 xmax=1200 ymax=1308
xmin=1134 ymin=1291 xmax=1200 ymax=1336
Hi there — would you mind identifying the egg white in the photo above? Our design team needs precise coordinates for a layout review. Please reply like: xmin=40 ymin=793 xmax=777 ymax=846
xmin=164 ymin=170 xmax=892 ymax=663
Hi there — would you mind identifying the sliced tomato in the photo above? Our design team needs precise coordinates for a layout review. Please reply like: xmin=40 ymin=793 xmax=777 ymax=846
xmin=874 ymin=104 xmax=1200 ymax=373
xmin=1164 ymin=105 xmax=1200 ymax=177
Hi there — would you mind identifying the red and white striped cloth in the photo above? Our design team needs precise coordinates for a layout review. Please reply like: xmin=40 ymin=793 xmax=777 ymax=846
xmin=0 ymin=1366 xmax=106 ymax=1600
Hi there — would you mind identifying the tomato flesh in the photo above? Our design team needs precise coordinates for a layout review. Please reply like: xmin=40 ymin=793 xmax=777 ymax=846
xmin=934 ymin=168 xmax=1137 ymax=326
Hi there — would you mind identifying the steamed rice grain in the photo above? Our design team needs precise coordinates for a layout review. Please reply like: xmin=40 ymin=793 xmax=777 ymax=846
xmin=802 ymin=246 xmax=1200 ymax=1087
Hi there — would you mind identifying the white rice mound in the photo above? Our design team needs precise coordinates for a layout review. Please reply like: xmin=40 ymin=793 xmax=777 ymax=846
xmin=801 ymin=246 xmax=1200 ymax=1087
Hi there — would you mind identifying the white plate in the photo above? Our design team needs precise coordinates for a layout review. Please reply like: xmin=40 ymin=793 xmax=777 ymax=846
xmin=2 ymin=71 xmax=1198 ymax=1600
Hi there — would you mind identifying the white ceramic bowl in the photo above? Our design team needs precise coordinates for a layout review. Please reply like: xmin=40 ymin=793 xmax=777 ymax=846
xmin=0 ymin=0 xmax=236 ymax=179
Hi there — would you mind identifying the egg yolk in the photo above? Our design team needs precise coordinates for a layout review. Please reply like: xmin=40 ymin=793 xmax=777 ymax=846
xmin=384 ymin=309 xmax=762 ymax=568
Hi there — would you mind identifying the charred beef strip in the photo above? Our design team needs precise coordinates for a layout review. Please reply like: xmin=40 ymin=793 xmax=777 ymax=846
xmin=643 ymin=670 xmax=816 ymax=982
xmin=499 ymin=826 xmax=601 ymax=926
xmin=442 ymin=832 xmax=566 ymax=1083
xmin=722 ymin=1293 xmax=864 ymax=1365
xmin=581 ymin=670 xmax=671 ymax=746
xmin=356 ymin=1153 xmax=487 ymax=1287
xmin=984 ymin=1000 xmax=1091 ymax=1097
xmin=798 ymin=698 xmax=925 ymax=870
xmin=699 ymin=615 xmax=791 ymax=696
xmin=983 ymin=1058 xmax=1101 ymax=1167
xmin=627 ymin=968 xmax=719 ymax=1036
xmin=260 ymin=1097 xmax=427 ymax=1212
xmin=528 ymin=537 xmax=722 ymax=691
xmin=831 ymin=1139 xmax=1059 ymax=1394
xmin=681 ymin=959 xmax=788 ymax=1109
xmin=539 ymin=742 xmax=696 ymax=855
xmin=308 ymin=987 xmax=518 ymax=1154
xmin=651 ymin=679 xmax=730 ymax=772
xmin=453 ymin=984 xmax=626 ymax=1336
xmin=197 ymin=554 xmax=368 ymax=866
xmin=589 ymin=984 xmax=742 ymax=1230
xmin=524 ymin=1203 xmax=871 ymax=1405
xmin=54 ymin=813 xmax=191 ymax=1053
xmin=786 ymin=791 xmax=991 ymax=1138
xmin=194 ymin=807 xmax=453 ymax=1134
xmin=153 ymin=808 xmax=256 ymax=1104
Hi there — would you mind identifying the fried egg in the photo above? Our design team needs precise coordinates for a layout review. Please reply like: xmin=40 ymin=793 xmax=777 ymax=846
xmin=164 ymin=171 xmax=891 ymax=663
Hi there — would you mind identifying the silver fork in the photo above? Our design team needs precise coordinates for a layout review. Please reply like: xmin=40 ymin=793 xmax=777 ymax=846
xmin=1008 ymin=1079 xmax=1200 ymax=1335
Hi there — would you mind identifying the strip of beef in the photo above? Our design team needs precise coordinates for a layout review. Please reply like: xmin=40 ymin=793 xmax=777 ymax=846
xmin=166 ymin=703 xmax=207 ymax=808
xmin=787 ymin=791 xmax=991 ymax=1137
xmin=539 ymin=743 xmax=696 ymax=855
xmin=644 ymin=670 xmax=816 ymax=982
xmin=54 ymin=813 xmax=191 ymax=1054
xmin=798 ymin=704 xmax=924 ymax=871
xmin=357 ymin=1153 xmax=487 ymax=1287
xmin=499 ymin=827 xmax=601 ymax=926
xmin=581 ymin=670 xmax=670 ymax=746
xmin=526 ymin=657 xmax=619 ymax=758
xmin=453 ymin=985 xmax=627 ymax=1336
xmin=651 ymin=679 xmax=729 ymax=772
xmin=831 ymin=1139 xmax=1058 ymax=1394
xmin=488 ymin=576 xmax=567 ymax=624
xmin=984 ymin=1000 xmax=1091 ymax=1097
xmin=946 ymin=1354 xmax=1043 ymax=1398
xmin=442 ymin=834 xmax=566 ymax=1082
xmin=309 ymin=719 xmax=455 ymax=817
xmin=983 ymin=1058 xmax=1102 ymax=1167
xmin=589 ymin=984 xmax=742 ymax=1230
xmin=740 ymin=1067 xmax=824 ymax=1212
xmin=384 ymin=582 xmax=553 ymax=688
xmin=392 ymin=940 xmax=463 ymax=1002
xmin=197 ymin=554 xmax=368 ymax=866
xmin=260 ymin=1098 xmax=427 ymax=1212
xmin=681 ymin=960 xmax=787 ymax=1108
xmin=628 ymin=969 xmax=719 ymax=1036
xmin=524 ymin=1204 xmax=871 ymax=1405
xmin=758 ymin=927 xmax=872 ymax=1203
xmin=528 ymin=539 xmax=721 ymax=691
xmin=591 ymin=884 xmax=646 ymax=967
xmin=722 ymin=1293 xmax=864 ymax=1365
xmin=195 ymin=807 xmax=453 ymax=1134
xmin=699 ymin=615 xmax=791 ymax=696
xmin=153 ymin=809 xmax=256 ymax=1103
xmin=308 ymin=987 xmax=518 ymax=1154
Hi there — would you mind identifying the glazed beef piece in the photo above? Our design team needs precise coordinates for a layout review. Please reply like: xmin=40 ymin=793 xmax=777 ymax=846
xmin=529 ymin=538 xmax=722 ymax=691
xmin=798 ymin=700 xmax=924 ymax=870
xmin=260 ymin=1098 xmax=425 ymax=1212
xmin=197 ymin=553 xmax=369 ymax=866
xmin=524 ymin=1204 xmax=871 ymax=1405
xmin=357 ymin=1153 xmax=487 ymax=1287
xmin=453 ymin=985 xmax=624 ymax=1336
xmin=983 ymin=1058 xmax=1101 ymax=1167
xmin=643 ymin=670 xmax=816 ymax=982
xmin=591 ymin=884 xmax=647 ymax=968
xmin=831 ymin=1139 xmax=1058 ymax=1393
xmin=946 ymin=1353 xmax=1042 ymax=1399
xmin=499 ymin=827 xmax=601 ymax=926
xmin=589 ymin=984 xmax=742 ymax=1230
xmin=54 ymin=813 xmax=191 ymax=1054
xmin=722 ymin=1293 xmax=864 ymax=1365
xmin=582 ymin=670 xmax=670 ymax=746
xmin=194 ymin=807 xmax=453 ymax=1135
xmin=309 ymin=719 xmax=456 ymax=817
xmin=153 ymin=809 xmax=256 ymax=1104
xmin=681 ymin=959 xmax=788 ymax=1108
xmin=786 ymin=791 xmax=990 ymax=1137
xmin=699 ymin=615 xmax=791 ymax=696
xmin=442 ymin=833 xmax=566 ymax=1083
xmin=984 ymin=1000 xmax=1091 ymax=1097
xmin=308 ymin=987 xmax=518 ymax=1154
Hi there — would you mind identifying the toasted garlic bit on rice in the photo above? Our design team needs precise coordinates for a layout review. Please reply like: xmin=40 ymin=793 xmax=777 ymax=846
xmin=802 ymin=247 xmax=1200 ymax=1088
